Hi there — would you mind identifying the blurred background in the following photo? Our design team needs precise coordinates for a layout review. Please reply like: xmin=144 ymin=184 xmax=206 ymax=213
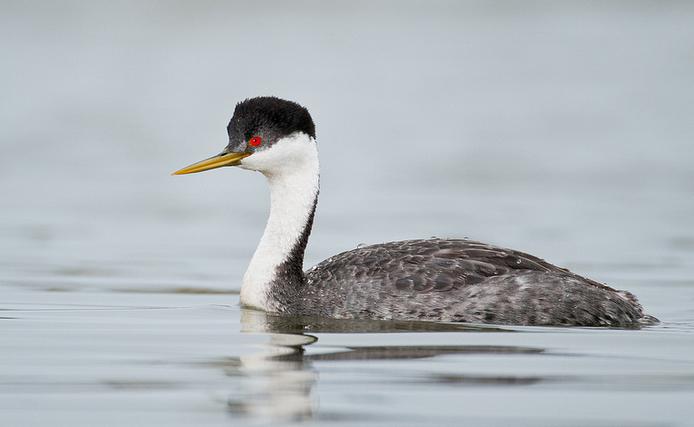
xmin=2 ymin=2 xmax=694 ymax=425
xmin=1 ymin=0 xmax=692 ymax=293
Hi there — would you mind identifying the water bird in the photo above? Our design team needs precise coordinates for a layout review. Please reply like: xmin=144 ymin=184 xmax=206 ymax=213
xmin=174 ymin=96 xmax=653 ymax=327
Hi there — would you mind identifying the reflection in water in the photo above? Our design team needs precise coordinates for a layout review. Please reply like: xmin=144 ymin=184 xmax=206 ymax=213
xmin=241 ymin=309 xmax=514 ymax=334
xmin=224 ymin=313 xmax=317 ymax=421
xmin=296 ymin=344 xmax=542 ymax=362
xmin=225 ymin=309 xmax=545 ymax=422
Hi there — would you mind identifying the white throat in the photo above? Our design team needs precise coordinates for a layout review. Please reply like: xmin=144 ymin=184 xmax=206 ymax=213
xmin=238 ymin=132 xmax=319 ymax=311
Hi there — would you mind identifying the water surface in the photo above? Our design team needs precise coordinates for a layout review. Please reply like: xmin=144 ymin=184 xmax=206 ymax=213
xmin=2 ymin=1 xmax=694 ymax=426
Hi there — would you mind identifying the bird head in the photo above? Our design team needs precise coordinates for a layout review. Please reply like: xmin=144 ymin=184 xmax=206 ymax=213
xmin=173 ymin=96 xmax=316 ymax=176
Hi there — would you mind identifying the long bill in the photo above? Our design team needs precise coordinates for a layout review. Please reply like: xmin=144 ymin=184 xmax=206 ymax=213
xmin=172 ymin=151 xmax=251 ymax=175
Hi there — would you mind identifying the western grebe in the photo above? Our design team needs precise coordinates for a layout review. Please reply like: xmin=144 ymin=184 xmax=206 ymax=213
xmin=173 ymin=96 xmax=652 ymax=327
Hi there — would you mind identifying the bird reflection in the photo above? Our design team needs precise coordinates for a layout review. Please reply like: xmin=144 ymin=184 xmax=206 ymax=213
xmin=221 ymin=309 xmax=543 ymax=422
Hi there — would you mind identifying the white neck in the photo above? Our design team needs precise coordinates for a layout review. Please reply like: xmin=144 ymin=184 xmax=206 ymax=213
xmin=238 ymin=132 xmax=319 ymax=311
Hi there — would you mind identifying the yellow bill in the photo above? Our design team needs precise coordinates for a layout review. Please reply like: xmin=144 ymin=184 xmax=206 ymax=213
xmin=172 ymin=151 xmax=251 ymax=175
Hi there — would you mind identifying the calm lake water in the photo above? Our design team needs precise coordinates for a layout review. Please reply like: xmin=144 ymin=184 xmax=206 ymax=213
xmin=2 ymin=1 xmax=694 ymax=426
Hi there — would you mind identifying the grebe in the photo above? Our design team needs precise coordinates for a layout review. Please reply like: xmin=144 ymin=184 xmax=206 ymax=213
xmin=173 ymin=96 xmax=652 ymax=327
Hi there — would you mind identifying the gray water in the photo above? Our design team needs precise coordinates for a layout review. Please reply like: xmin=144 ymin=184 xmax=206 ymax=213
xmin=2 ymin=1 xmax=694 ymax=426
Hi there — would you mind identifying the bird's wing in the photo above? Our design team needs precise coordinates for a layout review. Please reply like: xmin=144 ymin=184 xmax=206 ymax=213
xmin=305 ymin=238 xmax=587 ymax=293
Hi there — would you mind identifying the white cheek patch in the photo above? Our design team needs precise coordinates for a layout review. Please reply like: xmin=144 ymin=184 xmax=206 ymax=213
xmin=239 ymin=132 xmax=320 ymax=311
xmin=239 ymin=132 xmax=314 ymax=175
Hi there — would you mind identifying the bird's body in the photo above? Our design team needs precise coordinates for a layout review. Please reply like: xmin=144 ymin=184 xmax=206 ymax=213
xmin=174 ymin=96 xmax=654 ymax=327
xmin=300 ymin=239 xmax=644 ymax=326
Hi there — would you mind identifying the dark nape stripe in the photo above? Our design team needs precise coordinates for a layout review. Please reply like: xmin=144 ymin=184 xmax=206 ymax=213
xmin=267 ymin=191 xmax=318 ymax=307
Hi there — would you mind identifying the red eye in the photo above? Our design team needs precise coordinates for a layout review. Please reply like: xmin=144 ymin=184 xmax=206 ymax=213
xmin=249 ymin=136 xmax=262 ymax=147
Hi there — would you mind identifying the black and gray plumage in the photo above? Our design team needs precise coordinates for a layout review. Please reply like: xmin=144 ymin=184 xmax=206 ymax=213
xmin=173 ymin=96 xmax=654 ymax=327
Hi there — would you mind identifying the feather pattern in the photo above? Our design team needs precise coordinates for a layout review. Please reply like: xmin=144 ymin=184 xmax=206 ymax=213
xmin=268 ymin=238 xmax=649 ymax=326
